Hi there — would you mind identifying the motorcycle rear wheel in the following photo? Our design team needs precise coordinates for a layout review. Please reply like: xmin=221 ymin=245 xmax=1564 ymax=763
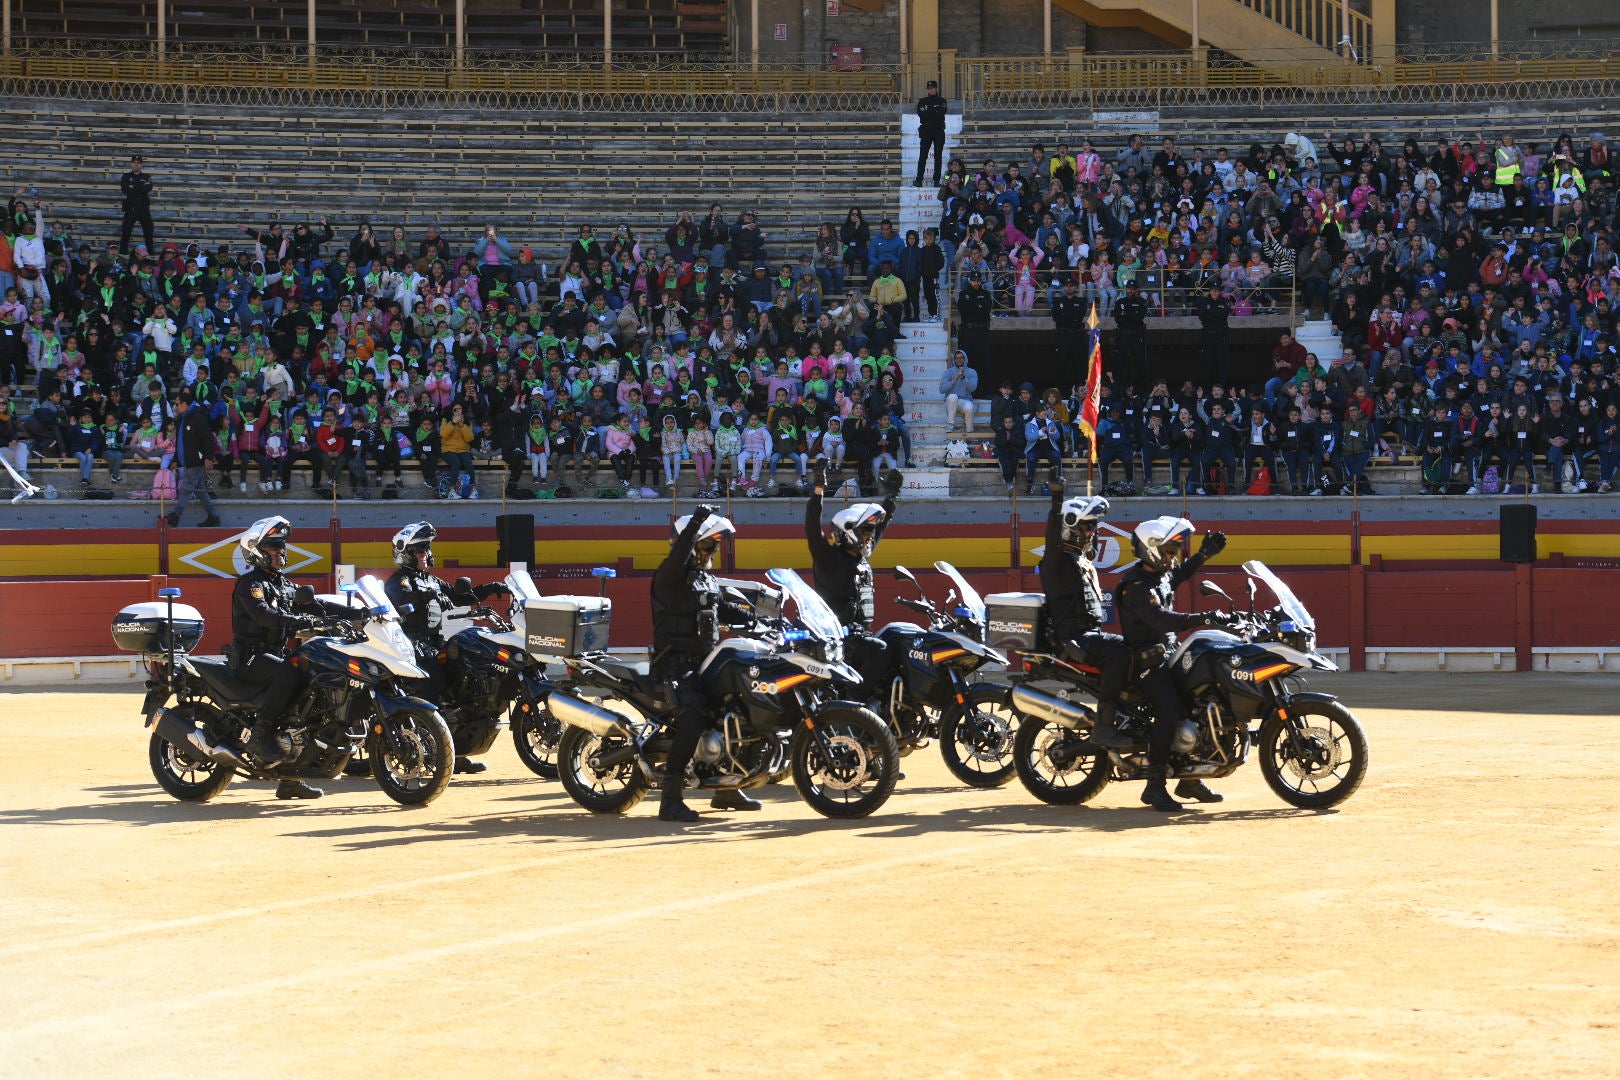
xmin=937 ymin=683 xmax=1019 ymax=789
xmin=510 ymin=697 xmax=562 ymax=779
xmin=368 ymin=709 xmax=454 ymax=807
xmin=557 ymin=725 xmax=648 ymax=814
xmin=148 ymin=730 xmax=235 ymax=802
xmin=1258 ymin=699 xmax=1368 ymax=810
xmin=1012 ymin=715 xmax=1111 ymax=806
xmin=790 ymin=705 xmax=900 ymax=819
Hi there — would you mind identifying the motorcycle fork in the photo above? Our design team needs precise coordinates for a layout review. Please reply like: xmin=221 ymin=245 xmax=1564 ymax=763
xmin=795 ymin=689 xmax=841 ymax=760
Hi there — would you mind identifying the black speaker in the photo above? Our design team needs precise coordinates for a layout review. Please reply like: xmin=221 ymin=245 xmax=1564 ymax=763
xmin=495 ymin=514 xmax=535 ymax=568
xmin=1499 ymin=504 xmax=1536 ymax=563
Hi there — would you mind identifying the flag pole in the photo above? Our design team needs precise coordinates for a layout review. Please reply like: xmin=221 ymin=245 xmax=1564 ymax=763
xmin=1081 ymin=306 xmax=1102 ymax=500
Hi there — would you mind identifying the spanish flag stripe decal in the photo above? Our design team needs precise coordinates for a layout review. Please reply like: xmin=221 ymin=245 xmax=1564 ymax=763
xmin=931 ymin=648 xmax=967 ymax=663
xmin=774 ymin=674 xmax=812 ymax=692
xmin=1252 ymin=663 xmax=1293 ymax=682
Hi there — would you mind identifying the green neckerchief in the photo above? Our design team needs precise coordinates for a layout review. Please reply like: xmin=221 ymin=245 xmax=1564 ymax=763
xmin=99 ymin=285 xmax=117 ymax=308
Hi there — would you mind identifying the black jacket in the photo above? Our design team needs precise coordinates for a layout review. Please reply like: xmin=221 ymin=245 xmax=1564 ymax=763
xmin=651 ymin=511 xmax=747 ymax=662
xmin=1039 ymin=488 xmax=1107 ymax=642
xmin=1113 ymin=292 xmax=1150 ymax=331
xmin=1115 ymin=550 xmax=1213 ymax=651
xmin=1050 ymin=292 xmax=1088 ymax=330
xmin=230 ymin=567 xmax=353 ymax=661
xmin=174 ymin=405 xmax=217 ymax=467
xmin=120 ymin=170 xmax=155 ymax=211
xmin=1195 ymin=294 xmax=1233 ymax=333
xmin=958 ymin=285 xmax=993 ymax=327
xmin=386 ymin=567 xmax=506 ymax=652
xmin=917 ymin=93 xmax=947 ymax=133
xmin=806 ymin=488 xmax=896 ymax=630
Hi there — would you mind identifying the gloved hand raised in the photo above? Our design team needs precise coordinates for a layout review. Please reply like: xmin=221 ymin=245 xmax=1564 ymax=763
xmin=811 ymin=462 xmax=828 ymax=491
xmin=1199 ymin=531 xmax=1228 ymax=557
xmin=694 ymin=503 xmax=721 ymax=520
xmin=1047 ymin=467 xmax=1064 ymax=495
xmin=488 ymin=583 xmax=514 ymax=598
xmin=881 ymin=468 xmax=904 ymax=496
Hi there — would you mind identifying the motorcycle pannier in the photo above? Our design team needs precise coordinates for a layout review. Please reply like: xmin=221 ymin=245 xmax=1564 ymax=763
xmin=111 ymin=601 xmax=206 ymax=654
xmin=523 ymin=596 xmax=611 ymax=658
xmin=984 ymin=592 xmax=1047 ymax=652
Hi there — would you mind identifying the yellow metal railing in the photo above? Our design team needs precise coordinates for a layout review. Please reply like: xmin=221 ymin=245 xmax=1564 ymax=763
xmin=1233 ymin=0 xmax=1373 ymax=60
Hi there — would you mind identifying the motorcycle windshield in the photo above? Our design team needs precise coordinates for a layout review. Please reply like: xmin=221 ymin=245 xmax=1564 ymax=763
xmin=507 ymin=569 xmax=542 ymax=602
xmin=1243 ymin=560 xmax=1314 ymax=630
xmin=355 ymin=575 xmax=396 ymax=618
xmin=933 ymin=561 xmax=986 ymax=624
xmin=765 ymin=568 xmax=843 ymax=644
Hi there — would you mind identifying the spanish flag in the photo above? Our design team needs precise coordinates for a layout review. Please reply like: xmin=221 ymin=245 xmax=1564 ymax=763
xmin=1078 ymin=311 xmax=1103 ymax=463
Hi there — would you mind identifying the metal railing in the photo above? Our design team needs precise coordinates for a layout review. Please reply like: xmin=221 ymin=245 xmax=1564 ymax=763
xmin=1232 ymin=0 xmax=1372 ymax=60
xmin=943 ymin=265 xmax=1296 ymax=324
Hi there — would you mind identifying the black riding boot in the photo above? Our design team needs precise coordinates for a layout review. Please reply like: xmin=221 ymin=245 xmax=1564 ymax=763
xmin=711 ymin=787 xmax=762 ymax=811
xmin=247 ymin=717 xmax=290 ymax=766
xmin=658 ymin=776 xmax=700 ymax=822
xmin=1087 ymin=701 xmax=1132 ymax=748
xmin=1141 ymin=767 xmax=1183 ymax=812
xmin=1175 ymin=778 xmax=1224 ymax=803
xmin=276 ymin=779 xmax=323 ymax=800
xmin=454 ymin=757 xmax=487 ymax=774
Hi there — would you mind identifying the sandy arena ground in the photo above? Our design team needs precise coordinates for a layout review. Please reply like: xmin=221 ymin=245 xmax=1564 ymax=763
xmin=2 ymin=673 xmax=1617 ymax=1080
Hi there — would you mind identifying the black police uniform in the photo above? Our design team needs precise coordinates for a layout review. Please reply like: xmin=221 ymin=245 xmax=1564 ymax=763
xmin=385 ymin=566 xmax=509 ymax=701
xmin=806 ymin=483 xmax=898 ymax=688
xmin=1195 ymin=292 xmax=1234 ymax=387
xmin=915 ymin=89 xmax=947 ymax=187
xmin=651 ymin=509 xmax=751 ymax=809
xmin=119 ymin=166 xmax=156 ymax=257
xmin=1050 ymin=290 xmax=1088 ymax=377
xmin=957 ymin=282 xmax=993 ymax=376
xmin=1037 ymin=485 xmax=1131 ymax=731
xmin=229 ymin=565 xmax=354 ymax=754
xmin=1115 ymin=541 xmax=1220 ymax=777
xmin=1112 ymin=288 xmax=1150 ymax=387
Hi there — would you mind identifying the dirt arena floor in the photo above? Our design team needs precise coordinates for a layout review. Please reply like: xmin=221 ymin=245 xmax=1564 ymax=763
xmin=2 ymin=673 xmax=1617 ymax=1079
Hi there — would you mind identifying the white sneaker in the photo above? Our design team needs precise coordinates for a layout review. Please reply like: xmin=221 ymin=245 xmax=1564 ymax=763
xmin=1309 ymin=487 xmax=1323 ymax=496
xmin=239 ymin=481 xmax=247 ymax=493
xmin=469 ymin=488 xmax=479 ymax=500
xmin=1578 ymin=479 xmax=1589 ymax=492
xmin=274 ymin=480 xmax=283 ymax=491
xmin=445 ymin=490 xmax=460 ymax=500
xmin=1195 ymin=487 xmax=1207 ymax=496
xmin=1466 ymin=485 xmax=1479 ymax=495
xmin=1531 ymin=484 xmax=1539 ymax=494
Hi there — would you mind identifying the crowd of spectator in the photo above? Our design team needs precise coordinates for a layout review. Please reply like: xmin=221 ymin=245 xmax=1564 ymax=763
xmin=941 ymin=126 xmax=1620 ymax=494
xmin=0 ymin=194 xmax=949 ymax=499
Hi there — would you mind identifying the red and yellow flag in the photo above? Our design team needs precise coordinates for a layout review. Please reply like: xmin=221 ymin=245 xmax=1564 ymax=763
xmin=1078 ymin=308 xmax=1103 ymax=463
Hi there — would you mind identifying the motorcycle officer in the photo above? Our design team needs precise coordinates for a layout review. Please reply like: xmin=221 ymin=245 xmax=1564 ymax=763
xmin=805 ymin=462 xmax=902 ymax=687
xmin=1115 ymin=516 xmax=1234 ymax=812
xmin=230 ymin=515 xmax=361 ymax=800
xmin=1036 ymin=469 xmax=1133 ymax=747
xmin=652 ymin=504 xmax=759 ymax=822
xmin=385 ymin=520 xmax=513 ymax=774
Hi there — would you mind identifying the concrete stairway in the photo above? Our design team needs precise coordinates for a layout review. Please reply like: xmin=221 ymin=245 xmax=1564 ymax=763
xmin=1058 ymin=0 xmax=1349 ymax=65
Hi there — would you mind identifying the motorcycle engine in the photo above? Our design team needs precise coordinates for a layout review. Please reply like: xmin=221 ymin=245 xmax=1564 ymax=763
xmin=694 ymin=728 xmax=727 ymax=767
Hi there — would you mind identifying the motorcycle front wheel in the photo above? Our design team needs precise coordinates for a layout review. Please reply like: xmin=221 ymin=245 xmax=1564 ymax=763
xmin=148 ymin=727 xmax=235 ymax=802
xmin=510 ymin=696 xmax=562 ymax=779
xmin=937 ymin=683 xmax=1019 ymax=789
xmin=368 ymin=709 xmax=454 ymax=807
xmin=790 ymin=704 xmax=900 ymax=819
xmin=1258 ymin=699 xmax=1368 ymax=810
xmin=1012 ymin=714 xmax=1111 ymax=806
xmin=557 ymin=725 xmax=648 ymax=814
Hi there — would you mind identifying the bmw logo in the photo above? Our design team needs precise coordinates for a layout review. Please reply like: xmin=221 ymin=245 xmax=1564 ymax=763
xmin=748 ymin=666 xmax=760 ymax=678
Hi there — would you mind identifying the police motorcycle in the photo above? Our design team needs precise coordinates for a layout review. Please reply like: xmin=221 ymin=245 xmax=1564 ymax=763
xmin=1006 ymin=560 xmax=1367 ymax=810
xmin=548 ymin=568 xmax=902 ymax=819
xmin=117 ymin=577 xmax=455 ymax=806
xmin=878 ymin=560 xmax=1020 ymax=788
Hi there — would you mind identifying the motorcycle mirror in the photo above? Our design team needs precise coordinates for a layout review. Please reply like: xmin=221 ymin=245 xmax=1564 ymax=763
xmin=1245 ymin=576 xmax=1258 ymax=612
xmin=892 ymin=565 xmax=917 ymax=585
xmin=293 ymin=584 xmax=315 ymax=605
xmin=1199 ymin=579 xmax=1231 ymax=600
xmin=453 ymin=575 xmax=476 ymax=600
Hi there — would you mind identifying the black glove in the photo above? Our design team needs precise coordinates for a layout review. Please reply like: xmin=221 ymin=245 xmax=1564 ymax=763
xmin=1200 ymin=531 xmax=1228 ymax=557
xmin=1205 ymin=611 xmax=1239 ymax=629
xmin=488 ymin=583 xmax=513 ymax=598
xmin=694 ymin=503 xmax=720 ymax=521
xmin=288 ymin=615 xmax=319 ymax=633
xmin=811 ymin=461 xmax=828 ymax=490
xmin=1047 ymin=467 xmax=1064 ymax=495
xmin=881 ymin=468 xmax=904 ymax=496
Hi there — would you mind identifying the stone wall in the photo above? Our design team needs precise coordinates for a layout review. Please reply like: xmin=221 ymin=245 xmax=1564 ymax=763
xmin=1396 ymin=0 xmax=1616 ymax=44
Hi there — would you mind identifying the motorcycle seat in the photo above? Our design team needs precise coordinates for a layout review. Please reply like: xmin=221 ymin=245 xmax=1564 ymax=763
xmin=599 ymin=660 xmax=666 ymax=700
xmin=189 ymin=657 xmax=271 ymax=708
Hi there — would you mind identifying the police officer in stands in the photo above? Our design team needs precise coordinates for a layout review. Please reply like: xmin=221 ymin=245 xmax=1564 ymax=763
xmin=1115 ymin=516 xmax=1235 ymax=812
xmin=1112 ymin=279 xmax=1150 ymax=388
xmin=1050 ymin=277 xmax=1089 ymax=376
xmin=652 ymin=505 xmax=759 ymax=822
xmin=385 ymin=520 xmax=512 ymax=774
xmin=806 ymin=462 xmax=902 ymax=687
xmin=956 ymin=272 xmax=993 ymax=378
xmin=1195 ymin=282 xmax=1233 ymax=389
xmin=1037 ymin=470 xmax=1133 ymax=747
xmin=229 ymin=515 xmax=360 ymax=800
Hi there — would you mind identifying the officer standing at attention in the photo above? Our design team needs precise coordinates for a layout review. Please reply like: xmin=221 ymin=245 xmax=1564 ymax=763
xmin=805 ymin=463 xmax=901 ymax=687
xmin=1115 ymin=516 xmax=1233 ymax=812
xmin=1050 ymin=277 xmax=1089 ymax=377
xmin=1036 ymin=472 xmax=1133 ymax=747
xmin=230 ymin=515 xmax=360 ymax=800
xmin=1112 ymin=279 xmax=1150 ymax=388
xmin=956 ymin=272 xmax=993 ymax=380
xmin=1194 ymin=282 xmax=1234 ymax=389
xmin=651 ymin=505 xmax=759 ymax=822
xmin=915 ymin=79 xmax=947 ymax=188
xmin=385 ymin=521 xmax=512 ymax=774
xmin=118 ymin=153 xmax=156 ymax=258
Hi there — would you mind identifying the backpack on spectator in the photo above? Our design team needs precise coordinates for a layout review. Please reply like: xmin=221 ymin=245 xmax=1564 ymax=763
xmin=1480 ymin=465 xmax=1501 ymax=495
xmin=1560 ymin=459 xmax=1578 ymax=493
xmin=1245 ymin=462 xmax=1273 ymax=495
xmin=151 ymin=467 xmax=178 ymax=501
xmin=944 ymin=439 xmax=970 ymax=463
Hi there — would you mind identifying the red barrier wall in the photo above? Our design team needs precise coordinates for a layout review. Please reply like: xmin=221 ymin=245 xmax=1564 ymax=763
xmin=6 ymin=566 xmax=1620 ymax=665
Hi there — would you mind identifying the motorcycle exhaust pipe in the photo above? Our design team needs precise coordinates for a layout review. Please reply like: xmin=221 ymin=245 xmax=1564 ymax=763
xmin=153 ymin=707 xmax=245 ymax=767
xmin=549 ymin=692 xmax=631 ymax=739
xmin=1010 ymin=684 xmax=1091 ymax=731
